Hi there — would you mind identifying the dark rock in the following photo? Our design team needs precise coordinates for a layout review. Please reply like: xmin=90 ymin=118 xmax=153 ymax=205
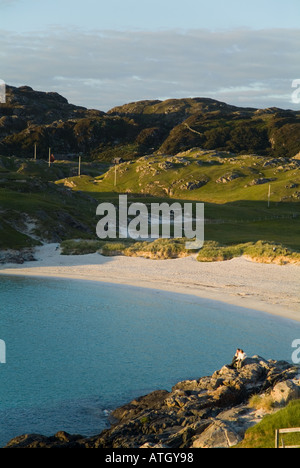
xmin=111 ymin=390 xmax=169 ymax=424
xmin=0 ymin=248 xmax=36 ymax=264
xmin=179 ymin=178 xmax=209 ymax=190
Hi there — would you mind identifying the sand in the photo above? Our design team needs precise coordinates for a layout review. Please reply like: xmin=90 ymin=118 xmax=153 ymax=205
xmin=0 ymin=243 xmax=299 ymax=322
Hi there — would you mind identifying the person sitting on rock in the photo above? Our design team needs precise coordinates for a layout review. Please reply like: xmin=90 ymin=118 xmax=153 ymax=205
xmin=236 ymin=349 xmax=247 ymax=369
xmin=230 ymin=348 xmax=247 ymax=369
xmin=229 ymin=348 xmax=240 ymax=368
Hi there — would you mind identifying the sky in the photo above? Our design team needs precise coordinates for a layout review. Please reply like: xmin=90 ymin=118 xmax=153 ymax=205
xmin=0 ymin=0 xmax=300 ymax=111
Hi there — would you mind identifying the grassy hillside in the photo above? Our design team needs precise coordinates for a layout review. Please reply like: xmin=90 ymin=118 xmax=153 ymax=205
xmin=90 ymin=149 xmax=300 ymax=202
xmin=1 ymin=145 xmax=300 ymax=262
xmin=0 ymin=155 xmax=104 ymax=250
xmin=56 ymin=149 xmax=300 ymax=254
xmin=235 ymin=400 xmax=300 ymax=448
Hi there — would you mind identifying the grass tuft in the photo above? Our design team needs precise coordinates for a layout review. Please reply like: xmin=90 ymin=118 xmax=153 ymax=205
xmin=197 ymin=240 xmax=300 ymax=264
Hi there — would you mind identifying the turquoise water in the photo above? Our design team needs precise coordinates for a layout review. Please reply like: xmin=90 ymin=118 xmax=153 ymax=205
xmin=0 ymin=275 xmax=299 ymax=447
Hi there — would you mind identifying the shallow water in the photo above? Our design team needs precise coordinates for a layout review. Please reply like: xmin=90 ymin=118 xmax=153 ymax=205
xmin=0 ymin=275 xmax=298 ymax=447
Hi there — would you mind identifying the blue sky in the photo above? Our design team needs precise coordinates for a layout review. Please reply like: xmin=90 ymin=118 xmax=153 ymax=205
xmin=1 ymin=0 xmax=300 ymax=31
xmin=0 ymin=0 xmax=299 ymax=110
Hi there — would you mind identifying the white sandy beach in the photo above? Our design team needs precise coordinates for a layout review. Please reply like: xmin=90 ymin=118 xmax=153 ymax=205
xmin=0 ymin=243 xmax=299 ymax=322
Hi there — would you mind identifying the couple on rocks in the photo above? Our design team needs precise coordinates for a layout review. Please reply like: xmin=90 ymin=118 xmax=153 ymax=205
xmin=230 ymin=348 xmax=247 ymax=370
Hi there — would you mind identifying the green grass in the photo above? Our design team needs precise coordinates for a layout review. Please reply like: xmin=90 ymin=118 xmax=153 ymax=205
xmin=53 ymin=150 xmax=300 ymax=258
xmin=55 ymin=150 xmax=300 ymax=250
xmin=235 ymin=400 xmax=300 ymax=448
xmin=0 ymin=159 xmax=100 ymax=249
xmin=67 ymin=150 xmax=300 ymax=204
xmin=0 ymin=217 xmax=40 ymax=250
xmin=60 ymin=239 xmax=105 ymax=255
xmin=1 ymin=152 xmax=300 ymax=256
xmin=204 ymin=217 xmax=300 ymax=250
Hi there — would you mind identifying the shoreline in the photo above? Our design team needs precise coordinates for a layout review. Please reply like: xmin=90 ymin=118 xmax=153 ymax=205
xmin=0 ymin=243 xmax=299 ymax=323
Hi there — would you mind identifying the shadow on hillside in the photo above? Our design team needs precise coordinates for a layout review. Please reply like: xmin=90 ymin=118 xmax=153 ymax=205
xmin=83 ymin=191 xmax=300 ymax=250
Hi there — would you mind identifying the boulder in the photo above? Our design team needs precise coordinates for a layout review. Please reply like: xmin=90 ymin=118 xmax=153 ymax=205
xmin=216 ymin=172 xmax=242 ymax=184
xmin=191 ymin=421 xmax=241 ymax=448
xmin=179 ymin=179 xmax=208 ymax=190
xmin=246 ymin=177 xmax=276 ymax=187
xmin=271 ymin=380 xmax=300 ymax=406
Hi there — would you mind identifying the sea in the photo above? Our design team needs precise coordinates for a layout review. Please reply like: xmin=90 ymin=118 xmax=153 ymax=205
xmin=0 ymin=274 xmax=299 ymax=447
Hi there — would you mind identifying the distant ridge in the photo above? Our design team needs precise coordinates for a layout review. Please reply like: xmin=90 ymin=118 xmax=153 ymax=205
xmin=0 ymin=85 xmax=300 ymax=160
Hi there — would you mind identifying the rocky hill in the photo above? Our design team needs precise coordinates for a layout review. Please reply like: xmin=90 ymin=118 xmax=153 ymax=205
xmin=4 ymin=356 xmax=300 ymax=448
xmin=1 ymin=85 xmax=300 ymax=160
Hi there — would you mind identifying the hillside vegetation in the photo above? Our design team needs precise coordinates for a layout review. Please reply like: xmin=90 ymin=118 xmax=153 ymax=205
xmin=1 ymin=86 xmax=300 ymax=160
xmin=0 ymin=155 xmax=103 ymax=250
xmin=56 ymin=149 xmax=300 ymax=260
xmin=0 ymin=86 xmax=299 ymax=263
xmin=235 ymin=400 xmax=300 ymax=448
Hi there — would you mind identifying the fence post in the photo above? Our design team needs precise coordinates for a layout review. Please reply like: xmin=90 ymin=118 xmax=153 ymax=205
xmin=275 ymin=430 xmax=279 ymax=449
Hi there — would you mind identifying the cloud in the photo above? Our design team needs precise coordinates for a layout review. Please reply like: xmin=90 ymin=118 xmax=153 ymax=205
xmin=0 ymin=28 xmax=299 ymax=111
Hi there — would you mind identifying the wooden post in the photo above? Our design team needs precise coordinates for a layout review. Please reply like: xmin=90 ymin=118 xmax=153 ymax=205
xmin=114 ymin=163 xmax=117 ymax=187
xmin=268 ymin=184 xmax=271 ymax=208
xmin=275 ymin=429 xmax=279 ymax=449
xmin=48 ymin=148 xmax=51 ymax=168
xmin=275 ymin=428 xmax=300 ymax=448
xmin=78 ymin=155 xmax=81 ymax=177
xmin=34 ymin=144 xmax=37 ymax=161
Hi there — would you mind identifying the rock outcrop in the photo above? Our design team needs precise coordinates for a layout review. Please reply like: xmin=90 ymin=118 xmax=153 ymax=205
xmin=4 ymin=356 xmax=300 ymax=449
xmin=0 ymin=248 xmax=36 ymax=264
